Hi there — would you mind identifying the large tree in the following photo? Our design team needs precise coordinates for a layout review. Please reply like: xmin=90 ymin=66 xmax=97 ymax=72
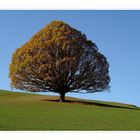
xmin=9 ymin=20 xmax=110 ymax=102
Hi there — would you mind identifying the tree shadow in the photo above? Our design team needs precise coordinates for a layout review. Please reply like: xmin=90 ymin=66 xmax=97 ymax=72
xmin=42 ymin=99 xmax=139 ymax=110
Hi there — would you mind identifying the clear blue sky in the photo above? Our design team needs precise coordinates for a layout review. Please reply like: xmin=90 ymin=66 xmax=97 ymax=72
xmin=0 ymin=10 xmax=140 ymax=106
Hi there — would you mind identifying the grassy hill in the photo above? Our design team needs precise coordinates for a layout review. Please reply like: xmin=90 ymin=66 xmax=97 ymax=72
xmin=0 ymin=90 xmax=140 ymax=130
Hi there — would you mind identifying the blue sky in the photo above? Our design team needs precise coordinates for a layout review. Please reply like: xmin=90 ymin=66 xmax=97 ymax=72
xmin=0 ymin=10 xmax=140 ymax=106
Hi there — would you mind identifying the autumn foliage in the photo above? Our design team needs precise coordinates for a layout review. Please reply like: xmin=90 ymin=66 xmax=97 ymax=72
xmin=9 ymin=21 xmax=110 ymax=102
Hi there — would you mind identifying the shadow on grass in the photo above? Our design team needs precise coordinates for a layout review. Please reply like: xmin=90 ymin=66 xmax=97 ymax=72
xmin=42 ymin=99 xmax=139 ymax=110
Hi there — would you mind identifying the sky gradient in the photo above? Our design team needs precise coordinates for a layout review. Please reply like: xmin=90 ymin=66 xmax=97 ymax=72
xmin=0 ymin=10 xmax=140 ymax=106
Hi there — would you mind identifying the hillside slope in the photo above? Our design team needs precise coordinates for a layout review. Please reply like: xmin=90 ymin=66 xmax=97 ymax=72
xmin=0 ymin=90 xmax=140 ymax=130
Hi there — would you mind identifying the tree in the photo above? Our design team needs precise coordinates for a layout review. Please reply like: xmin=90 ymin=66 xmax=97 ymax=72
xmin=9 ymin=20 xmax=110 ymax=102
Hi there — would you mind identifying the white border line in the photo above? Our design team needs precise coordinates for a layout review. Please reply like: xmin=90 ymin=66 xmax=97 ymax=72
xmin=1 ymin=131 xmax=140 ymax=140
xmin=0 ymin=0 xmax=140 ymax=10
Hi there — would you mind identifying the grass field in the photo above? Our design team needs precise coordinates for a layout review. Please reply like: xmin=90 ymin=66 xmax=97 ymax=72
xmin=0 ymin=90 xmax=140 ymax=130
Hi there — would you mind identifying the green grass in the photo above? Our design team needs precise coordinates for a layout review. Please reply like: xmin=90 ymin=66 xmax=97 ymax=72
xmin=0 ymin=89 xmax=140 ymax=130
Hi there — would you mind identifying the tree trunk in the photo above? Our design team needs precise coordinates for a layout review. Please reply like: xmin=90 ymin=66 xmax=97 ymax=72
xmin=60 ymin=93 xmax=65 ymax=102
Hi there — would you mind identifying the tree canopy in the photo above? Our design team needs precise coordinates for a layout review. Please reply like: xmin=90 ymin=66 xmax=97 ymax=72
xmin=9 ymin=20 xmax=110 ymax=102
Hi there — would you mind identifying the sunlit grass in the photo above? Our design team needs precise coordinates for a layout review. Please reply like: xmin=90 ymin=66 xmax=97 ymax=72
xmin=0 ymin=90 xmax=140 ymax=130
